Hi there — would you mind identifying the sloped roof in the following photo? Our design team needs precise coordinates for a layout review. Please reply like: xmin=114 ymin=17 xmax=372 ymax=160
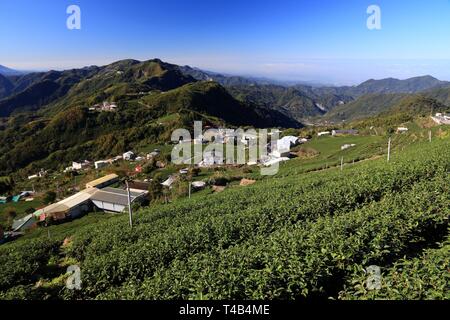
xmin=86 ymin=174 xmax=119 ymax=188
xmin=90 ymin=187 xmax=146 ymax=206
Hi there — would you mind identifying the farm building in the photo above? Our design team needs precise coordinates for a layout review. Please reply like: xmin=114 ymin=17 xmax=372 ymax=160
xmin=86 ymin=174 xmax=119 ymax=189
xmin=332 ymin=130 xmax=359 ymax=136
xmin=318 ymin=131 xmax=331 ymax=137
xmin=33 ymin=188 xmax=98 ymax=221
xmin=90 ymin=187 xmax=147 ymax=213
xmin=12 ymin=214 xmax=36 ymax=232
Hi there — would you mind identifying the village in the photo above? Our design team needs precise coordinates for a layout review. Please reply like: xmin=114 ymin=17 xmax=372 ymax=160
xmin=1 ymin=112 xmax=447 ymax=245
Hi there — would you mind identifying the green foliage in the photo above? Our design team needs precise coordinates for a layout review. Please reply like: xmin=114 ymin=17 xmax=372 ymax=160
xmin=0 ymin=176 xmax=14 ymax=194
xmin=43 ymin=191 xmax=57 ymax=204
xmin=0 ymin=137 xmax=446 ymax=300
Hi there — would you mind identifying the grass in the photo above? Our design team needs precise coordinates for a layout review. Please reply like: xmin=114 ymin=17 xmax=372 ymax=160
xmin=0 ymin=198 xmax=44 ymax=228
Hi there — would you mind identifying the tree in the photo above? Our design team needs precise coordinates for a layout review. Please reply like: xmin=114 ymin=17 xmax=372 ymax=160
xmin=43 ymin=191 xmax=57 ymax=204
xmin=0 ymin=176 xmax=14 ymax=195
xmin=5 ymin=207 xmax=17 ymax=225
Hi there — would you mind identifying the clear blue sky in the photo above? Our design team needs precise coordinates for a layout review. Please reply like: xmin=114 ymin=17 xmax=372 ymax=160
xmin=1 ymin=0 xmax=450 ymax=84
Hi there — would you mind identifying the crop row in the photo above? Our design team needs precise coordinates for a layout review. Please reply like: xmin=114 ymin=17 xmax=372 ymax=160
xmin=339 ymin=230 xmax=450 ymax=300
xmin=63 ymin=140 xmax=449 ymax=298
xmin=97 ymin=174 xmax=449 ymax=299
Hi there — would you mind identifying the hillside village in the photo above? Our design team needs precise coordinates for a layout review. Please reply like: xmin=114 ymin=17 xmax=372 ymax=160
xmin=2 ymin=110 xmax=448 ymax=245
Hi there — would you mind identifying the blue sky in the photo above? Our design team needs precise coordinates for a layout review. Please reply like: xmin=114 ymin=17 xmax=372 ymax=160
xmin=0 ymin=0 xmax=450 ymax=84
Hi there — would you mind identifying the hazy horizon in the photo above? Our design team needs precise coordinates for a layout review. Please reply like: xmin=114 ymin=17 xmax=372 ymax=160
xmin=1 ymin=0 xmax=450 ymax=85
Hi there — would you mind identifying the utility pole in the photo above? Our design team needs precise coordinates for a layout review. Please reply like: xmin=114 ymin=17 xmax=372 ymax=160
xmin=189 ymin=182 xmax=192 ymax=199
xmin=387 ymin=138 xmax=391 ymax=162
xmin=340 ymin=157 xmax=344 ymax=171
xmin=125 ymin=180 xmax=133 ymax=229
xmin=429 ymin=130 xmax=432 ymax=143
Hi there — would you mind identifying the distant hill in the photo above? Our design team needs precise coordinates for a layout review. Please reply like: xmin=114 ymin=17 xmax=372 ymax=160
xmin=348 ymin=95 xmax=450 ymax=130
xmin=321 ymin=93 xmax=408 ymax=122
xmin=0 ymin=65 xmax=26 ymax=76
xmin=225 ymin=84 xmax=353 ymax=121
xmin=352 ymin=76 xmax=449 ymax=95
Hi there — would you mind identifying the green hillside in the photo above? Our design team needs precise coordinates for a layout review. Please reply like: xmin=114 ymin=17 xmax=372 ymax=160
xmin=0 ymin=130 xmax=448 ymax=300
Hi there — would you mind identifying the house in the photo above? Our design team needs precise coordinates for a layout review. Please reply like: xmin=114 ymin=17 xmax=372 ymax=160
xmin=86 ymin=174 xmax=119 ymax=189
xmin=28 ymin=169 xmax=47 ymax=180
xmin=397 ymin=127 xmax=409 ymax=133
xmin=127 ymin=181 xmax=150 ymax=192
xmin=263 ymin=157 xmax=290 ymax=167
xmin=191 ymin=181 xmax=206 ymax=189
xmin=332 ymin=130 xmax=359 ymax=136
xmin=95 ymin=160 xmax=109 ymax=169
xmin=147 ymin=151 xmax=160 ymax=159
xmin=200 ymin=151 xmax=224 ymax=167
xmin=341 ymin=144 xmax=356 ymax=151
xmin=161 ymin=176 xmax=176 ymax=188
xmin=0 ymin=196 xmax=9 ymax=204
xmin=123 ymin=151 xmax=135 ymax=161
xmin=431 ymin=113 xmax=450 ymax=125
xmin=90 ymin=187 xmax=147 ymax=213
xmin=33 ymin=188 xmax=98 ymax=221
xmin=271 ymin=136 xmax=298 ymax=158
xmin=318 ymin=131 xmax=331 ymax=137
xmin=72 ymin=160 xmax=91 ymax=170
xmin=12 ymin=214 xmax=36 ymax=232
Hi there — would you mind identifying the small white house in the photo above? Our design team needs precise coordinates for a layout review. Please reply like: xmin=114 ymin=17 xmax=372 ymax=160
xmin=72 ymin=160 xmax=91 ymax=170
xmin=397 ymin=127 xmax=409 ymax=133
xmin=95 ymin=160 xmax=109 ymax=169
xmin=318 ymin=131 xmax=331 ymax=137
xmin=123 ymin=151 xmax=135 ymax=161
xmin=341 ymin=144 xmax=356 ymax=151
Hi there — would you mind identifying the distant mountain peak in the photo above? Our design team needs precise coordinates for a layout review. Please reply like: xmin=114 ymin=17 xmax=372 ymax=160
xmin=0 ymin=65 xmax=26 ymax=76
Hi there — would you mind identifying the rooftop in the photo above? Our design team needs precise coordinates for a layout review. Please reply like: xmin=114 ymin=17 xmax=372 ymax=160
xmin=86 ymin=174 xmax=119 ymax=188
xmin=90 ymin=187 xmax=146 ymax=206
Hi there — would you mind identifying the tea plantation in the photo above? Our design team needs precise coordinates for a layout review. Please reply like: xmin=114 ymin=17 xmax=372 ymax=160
xmin=0 ymin=137 xmax=449 ymax=300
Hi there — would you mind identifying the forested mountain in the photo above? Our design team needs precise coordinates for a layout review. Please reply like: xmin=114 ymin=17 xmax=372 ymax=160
xmin=0 ymin=59 xmax=301 ymax=175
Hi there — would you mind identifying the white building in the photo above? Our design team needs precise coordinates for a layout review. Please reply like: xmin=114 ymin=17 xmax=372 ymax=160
xmin=95 ymin=160 xmax=109 ymax=169
xmin=341 ymin=144 xmax=356 ymax=151
xmin=72 ymin=160 xmax=91 ymax=170
xmin=123 ymin=151 xmax=135 ymax=161
xmin=318 ymin=131 xmax=331 ymax=137
xmin=89 ymin=187 xmax=147 ymax=213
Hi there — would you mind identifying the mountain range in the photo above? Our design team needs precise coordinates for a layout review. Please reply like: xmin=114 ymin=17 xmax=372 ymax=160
xmin=0 ymin=59 xmax=449 ymax=175
xmin=0 ymin=65 xmax=26 ymax=76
